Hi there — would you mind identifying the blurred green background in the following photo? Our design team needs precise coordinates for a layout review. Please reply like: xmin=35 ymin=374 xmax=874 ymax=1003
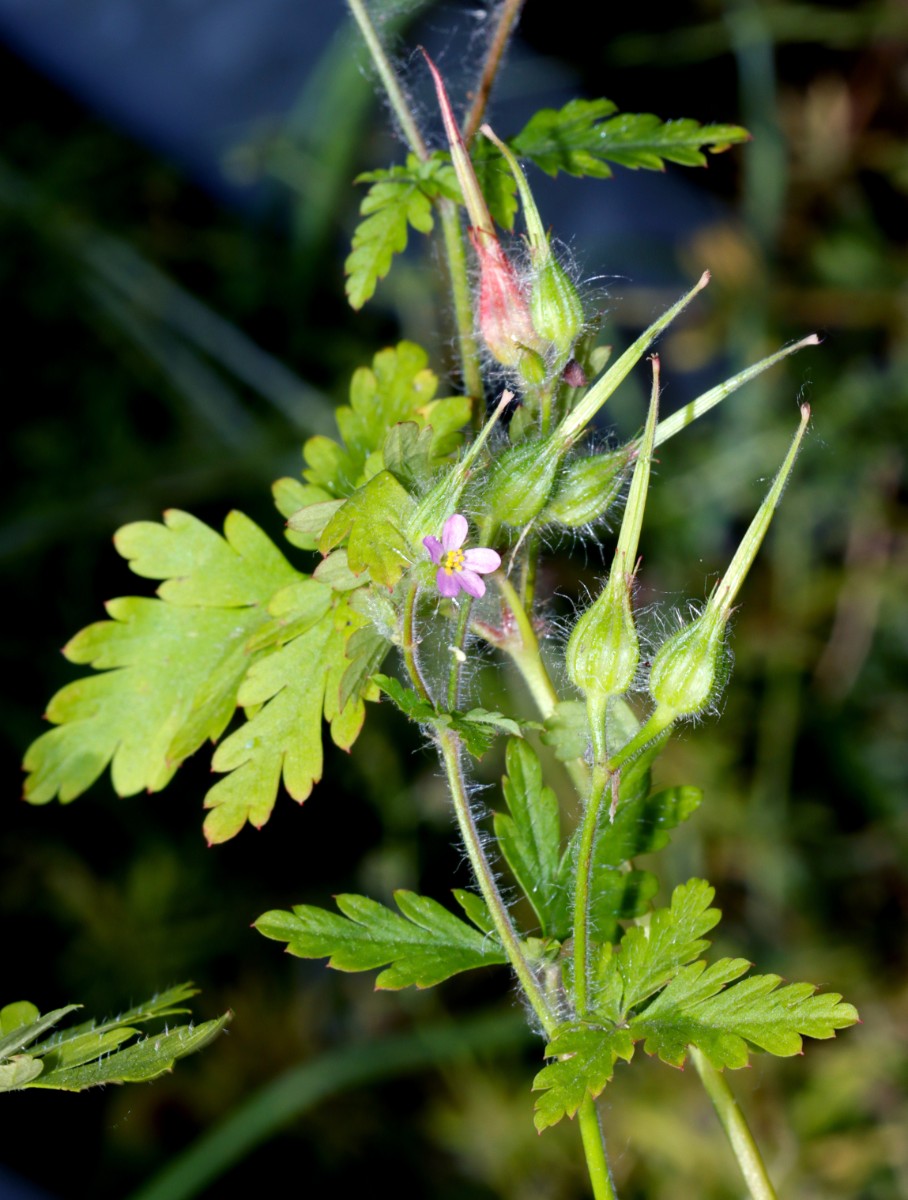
xmin=1 ymin=1 xmax=905 ymax=1197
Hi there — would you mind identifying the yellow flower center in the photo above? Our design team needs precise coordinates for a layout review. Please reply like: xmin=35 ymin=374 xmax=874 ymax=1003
xmin=443 ymin=549 xmax=466 ymax=575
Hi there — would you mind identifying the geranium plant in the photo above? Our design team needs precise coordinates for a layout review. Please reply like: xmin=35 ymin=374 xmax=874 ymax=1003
xmin=21 ymin=2 xmax=857 ymax=1196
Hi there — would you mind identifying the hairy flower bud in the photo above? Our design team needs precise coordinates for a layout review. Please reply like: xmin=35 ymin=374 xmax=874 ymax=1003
xmin=648 ymin=611 xmax=729 ymax=719
xmin=423 ymin=56 xmax=544 ymax=374
xmin=540 ymin=448 xmax=630 ymax=528
xmin=482 ymin=436 xmax=564 ymax=529
xmin=530 ymin=253 xmax=585 ymax=361
xmin=480 ymin=122 xmax=585 ymax=368
xmin=470 ymin=228 xmax=544 ymax=371
xmin=648 ymin=402 xmax=811 ymax=724
xmin=566 ymin=570 xmax=639 ymax=704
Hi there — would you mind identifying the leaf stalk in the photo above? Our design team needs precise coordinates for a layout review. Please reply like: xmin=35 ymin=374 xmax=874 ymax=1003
xmin=691 ymin=1047 xmax=779 ymax=1200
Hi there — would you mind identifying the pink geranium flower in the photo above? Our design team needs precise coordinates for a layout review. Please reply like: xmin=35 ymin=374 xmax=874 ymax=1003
xmin=423 ymin=514 xmax=501 ymax=599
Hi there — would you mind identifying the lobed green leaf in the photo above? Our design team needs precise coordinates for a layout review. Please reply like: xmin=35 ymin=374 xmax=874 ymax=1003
xmin=630 ymin=957 xmax=860 ymax=1069
xmin=512 ymin=97 xmax=749 ymax=179
xmin=494 ymin=740 xmax=567 ymax=937
xmin=203 ymin=593 xmax=369 ymax=843
xmin=533 ymin=1024 xmax=635 ymax=1130
xmin=319 ymin=470 xmax=415 ymax=589
xmin=23 ymin=511 xmax=303 ymax=807
xmin=345 ymin=153 xmax=459 ymax=309
xmin=615 ymin=878 xmax=720 ymax=1014
xmin=256 ymin=890 xmax=507 ymax=989
xmin=114 ymin=509 xmax=300 ymax=607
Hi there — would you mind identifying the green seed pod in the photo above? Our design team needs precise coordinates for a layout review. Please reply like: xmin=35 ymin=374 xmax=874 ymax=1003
xmin=540 ymin=448 xmax=630 ymax=528
xmin=481 ymin=437 xmax=564 ymax=528
xmin=566 ymin=572 xmax=639 ymax=703
xmin=648 ymin=611 xmax=730 ymax=719
xmin=531 ymin=253 xmax=585 ymax=361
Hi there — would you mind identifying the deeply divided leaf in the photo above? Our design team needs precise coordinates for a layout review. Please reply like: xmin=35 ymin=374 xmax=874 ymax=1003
xmin=630 ymin=957 xmax=859 ymax=1070
xmin=345 ymin=153 xmax=459 ymax=309
xmin=23 ymin=511 xmax=302 ymax=806
xmin=494 ymin=740 xmax=567 ymax=936
xmin=614 ymin=879 xmax=720 ymax=1014
xmin=533 ymin=1024 xmax=634 ymax=1130
xmin=256 ymin=890 xmax=507 ymax=989
xmin=0 ymin=985 xmax=228 ymax=1093
xmin=512 ymin=97 xmax=749 ymax=179
xmin=203 ymin=591 xmax=371 ymax=843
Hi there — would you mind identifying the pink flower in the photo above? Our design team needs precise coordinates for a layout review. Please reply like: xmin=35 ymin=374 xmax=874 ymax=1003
xmin=423 ymin=514 xmax=501 ymax=599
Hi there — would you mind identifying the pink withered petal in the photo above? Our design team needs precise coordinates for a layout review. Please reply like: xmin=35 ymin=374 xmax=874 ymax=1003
xmin=463 ymin=548 xmax=501 ymax=574
xmin=423 ymin=535 xmax=443 ymax=564
xmin=441 ymin=513 xmax=468 ymax=552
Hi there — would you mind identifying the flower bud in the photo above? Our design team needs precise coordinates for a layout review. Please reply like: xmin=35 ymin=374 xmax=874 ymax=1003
xmin=470 ymin=228 xmax=544 ymax=370
xmin=530 ymin=253 xmax=585 ymax=361
xmin=482 ymin=436 xmax=563 ymax=529
xmin=480 ymin=123 xmax=585 ymax=367
xmin=540 ymin=448 xmax=630 ymax=528
xmin=648 ymin=402 xmax=811 ymax=723
xmin=566 ymin=571 xmax=639 ymax=704
xmin=648 ymin=611 xmax=729 ymax=718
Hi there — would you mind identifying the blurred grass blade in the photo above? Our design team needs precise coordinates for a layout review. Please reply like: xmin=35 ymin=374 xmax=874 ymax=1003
xmin=127 ymin=1011 xmax=527 ymax=1200
xmin=85 ymin=276 xmax=259 ymax=449
xmin=0 ymin=158 xmax=336 ymax=436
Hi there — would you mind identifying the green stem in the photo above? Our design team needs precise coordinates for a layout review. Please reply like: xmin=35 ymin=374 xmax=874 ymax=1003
xmin=520 ymin=532 xmax=539 ymax=612
xmin=402 ymin=580 xmax=432 ymax=705
xmin=578 ymin=1097 xmax=619 ymax=1200
xmin=692 ymin=1048 xmax=779 ymax=1200
xmin=493 ymin=575 xmax=559 ymax=718
xmin=461 ymin=0 xmax=527 ymax=144
xmin=438 ymin=198 xmax=484 ymax=405
xmin=436 ymin=728 xmax=617 ymax=1196
xmin=447 ymin=597 xmax=473 ymax=711
xmin=346 ymin=0 xmax=428 ymax=160
xmin=436 ymin=729 xmax=557 ymax=1039
xmin=489 ymin=575 xmax=590 ymax=795
xmin=571 ymin=764 xmax=610 ymax=1016
xmin=346 ymin=0 xmax=481 ymax=403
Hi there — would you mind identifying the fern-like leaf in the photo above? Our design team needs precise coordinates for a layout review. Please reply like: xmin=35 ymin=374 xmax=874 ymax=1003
xmin=512 ymin=97 xmax=750 ymax=179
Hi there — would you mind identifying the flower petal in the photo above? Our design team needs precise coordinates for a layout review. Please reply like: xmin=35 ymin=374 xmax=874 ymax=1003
xmin=441 ymin=513 xmax=468 ymax=552
xmin=457 ymin=570 xmax=487 ymax=598
xmin=463 ymin=548 xmax=501 ymax=575
xmin=436 ymin=568 xmax=461 ymax=597
xmin=423 ymin=535 xmax=443 ymax=564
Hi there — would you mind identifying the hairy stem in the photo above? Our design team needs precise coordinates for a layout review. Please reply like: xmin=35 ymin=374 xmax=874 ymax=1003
xmin=578 ymin=1097 xmax=619 ymax=1200
xmin=462 ymin=0 xmax=528 ymax=144
xmin=346 ymin=0 xmax=428 ymax=159
xmin=437 ymin=729 xmax=617 ymax=1196
xmin=488 ymin=575 xmax=590 ymax=794
xmin=346 ymin=0 xmax=481 ymax=401
xmin=446 ymin=597 xmax=473 ymax=710
xmin=571 ymin=764 xmax=610 ymax=1015
xmin=492 ymin=574 xmax=560 ymax=717
xmin=692 ymin=1048 xmax=779 ymax=1200
xmin=520 ymin=533 xmax=539 ymax=612
xmin=436 ymin=729 xmax=557 ymax=1038
xmin=438 ymin=199 xmax=484 ymax=405
xmin=402 ymin=580 xmax=432 ymax=705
